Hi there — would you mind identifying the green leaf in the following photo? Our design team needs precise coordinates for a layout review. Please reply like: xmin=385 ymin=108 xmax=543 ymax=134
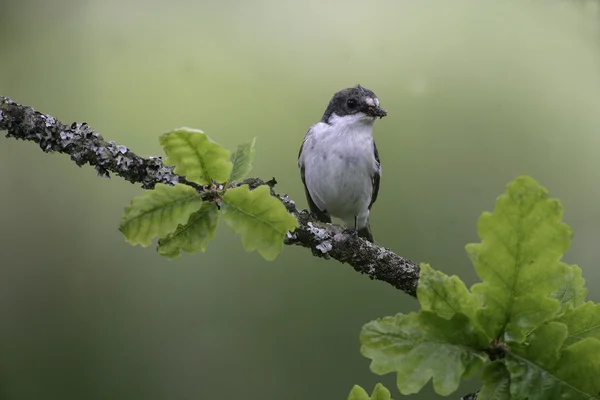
xmin=552 ymin=263 xmax=587 ymax=313
xmin=348 ymin=386 xmax=370 ymax=400
xmin=159 ymin=127 xmax=232 ymax=185
xmin=347 ymin=384 xmax=392 ymax=400
xmin=370 ymin=383 xmax=392 ymax=400
xmin=360 ymin=311 xmax=488 ymax=396
xmin=417 ymin=263 xmax=481 ymax=321
xmin=550 ymin=339 xmax=600 ymax=399
xmin=229 ymin=138 xmax=256 ymax=181
xmin=157 ymin=202 xmax=219 ymax=258
xmin=554 ymin=302 xmax=600 ymax=347
xmin=467 ymin=176 xmax=571 ymax=342
xmin=479 ymin=361 xmax=511 ymax=400
xmin=120 ymin=184 xmax=204 ymax=247
xmin=220 ymin=185 xmax=299 ymax=260
xmin=507 ymin=322 xmax=600 ymax=399
xmin=507 ymin=322 xmax=567 ymax=399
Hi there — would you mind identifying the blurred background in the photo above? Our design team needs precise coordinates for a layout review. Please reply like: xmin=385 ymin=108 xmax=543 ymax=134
xmin=1 ymin=0 xmax=600 ymax=398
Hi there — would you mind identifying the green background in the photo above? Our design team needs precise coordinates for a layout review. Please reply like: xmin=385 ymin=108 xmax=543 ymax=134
xmin=1 ymin=0 xmax=600 ymax=399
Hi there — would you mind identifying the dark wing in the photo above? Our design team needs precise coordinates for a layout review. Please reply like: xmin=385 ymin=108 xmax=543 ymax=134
xmin=298 ymin=134 xmax=332 ymax=223
xmin=369 ymin=141 xmax=381 ymax=210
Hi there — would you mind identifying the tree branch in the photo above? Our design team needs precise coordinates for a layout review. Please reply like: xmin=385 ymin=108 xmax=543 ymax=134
xmin=0 ymin=95 xmax=420 ymax=296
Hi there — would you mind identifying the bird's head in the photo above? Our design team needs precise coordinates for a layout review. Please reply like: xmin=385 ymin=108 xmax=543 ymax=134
xmin=321 ymin=85 xmax=387 ymax=125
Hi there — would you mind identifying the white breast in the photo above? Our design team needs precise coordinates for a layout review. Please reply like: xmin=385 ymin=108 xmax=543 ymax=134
xmin=299 ymin=113 xmax=379 ymax=228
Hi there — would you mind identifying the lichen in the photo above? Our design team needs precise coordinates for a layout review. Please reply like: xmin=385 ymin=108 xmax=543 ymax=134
xmin=367 ymin=264 xmax=376 ymax=275
xmin=307 ymin=222 xmax=329 ymax=240
xmin=316 ymin=240 xmax=333 ymax=253
xmin=95 ymin=165 xmax=110 ymax=178
xmin=44 ymin=114 xmax=55 ymax=127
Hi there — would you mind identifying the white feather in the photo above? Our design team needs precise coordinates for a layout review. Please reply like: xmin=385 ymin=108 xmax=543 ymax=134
xmin=298 ymin=112 xmax=380 ymax=229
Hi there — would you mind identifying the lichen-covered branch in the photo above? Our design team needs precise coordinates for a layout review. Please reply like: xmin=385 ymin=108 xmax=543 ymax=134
xmin=0 ymin=96 xmax=202 ymax=191
xmin=0 ymin=95 xmax=420 ymax=296
xmin=239 ymin=177 xmax=420 ymax=295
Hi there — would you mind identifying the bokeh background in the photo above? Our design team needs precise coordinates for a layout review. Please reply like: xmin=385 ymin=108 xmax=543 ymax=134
xmin=2 ymin=0 xmax=600 ymax=398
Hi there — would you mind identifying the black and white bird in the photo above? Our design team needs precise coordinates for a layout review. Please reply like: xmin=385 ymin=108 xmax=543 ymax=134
xmin=298 ymin=85 xmax=386 ymax=242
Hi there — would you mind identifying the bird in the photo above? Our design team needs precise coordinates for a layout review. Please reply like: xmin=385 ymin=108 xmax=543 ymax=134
xmin=298 ymin=85 xmax=386 ymax=243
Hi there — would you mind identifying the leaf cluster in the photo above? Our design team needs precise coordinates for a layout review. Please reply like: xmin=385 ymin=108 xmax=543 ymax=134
xmin=360 ymin=176 xmax=600 ymax=399
xmin=119 ymin=128 xmax=298 ymax=260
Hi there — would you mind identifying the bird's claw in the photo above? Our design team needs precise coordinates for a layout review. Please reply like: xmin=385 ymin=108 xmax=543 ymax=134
xmin=342 ymin=227 xmax=359 ymax=240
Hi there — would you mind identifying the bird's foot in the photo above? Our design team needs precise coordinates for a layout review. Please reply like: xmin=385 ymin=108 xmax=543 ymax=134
xmin=342 ymin=227 xmax=359 ymax=240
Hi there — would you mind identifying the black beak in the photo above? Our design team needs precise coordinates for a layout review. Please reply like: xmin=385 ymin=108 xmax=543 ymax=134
xmin=374 ymin=106 xmax=387 ymax=118
xmin=366 ymin=106 xmax=387 ymax=118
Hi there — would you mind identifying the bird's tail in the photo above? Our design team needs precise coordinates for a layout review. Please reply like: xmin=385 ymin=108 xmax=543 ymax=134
xmin=358 ymin=224 xmax=374 ymax=243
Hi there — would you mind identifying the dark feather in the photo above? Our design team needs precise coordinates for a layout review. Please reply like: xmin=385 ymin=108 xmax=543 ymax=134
xmin=358 ymin=226 xmax=374 ymax=242
xmin=369 ymin=141 xmax=381 ymax=210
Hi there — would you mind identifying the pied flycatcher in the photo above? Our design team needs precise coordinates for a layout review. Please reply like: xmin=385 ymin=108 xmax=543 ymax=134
xmin=298 ymin=85 xmax=386 ymax=242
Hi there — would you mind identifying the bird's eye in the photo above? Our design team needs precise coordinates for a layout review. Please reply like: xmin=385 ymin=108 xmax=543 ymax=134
xmin=346 ymin=99 xmax=358 ymax=109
